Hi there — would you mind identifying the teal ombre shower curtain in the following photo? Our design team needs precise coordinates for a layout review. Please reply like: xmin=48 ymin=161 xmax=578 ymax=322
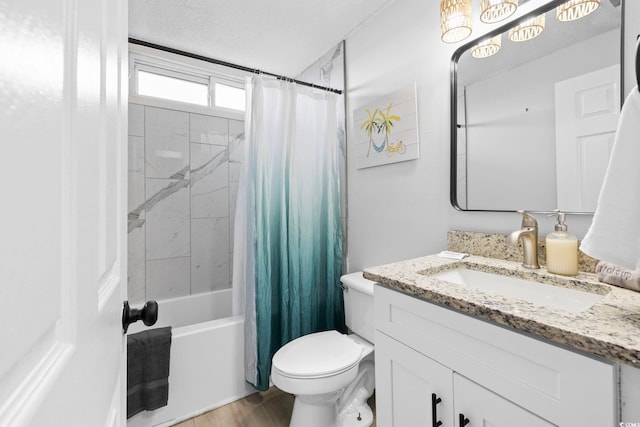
xmin=232 ymin=75 xmax=345 ymax=391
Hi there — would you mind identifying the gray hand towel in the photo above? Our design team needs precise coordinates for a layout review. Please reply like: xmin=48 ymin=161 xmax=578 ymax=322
xmin=127 ymin=326 xmax=172 ymax=419
xmin=596 ymin=261 xmax=640 ymax=292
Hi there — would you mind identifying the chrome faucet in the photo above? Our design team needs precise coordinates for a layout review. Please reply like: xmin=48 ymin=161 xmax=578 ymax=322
xmin=507 ymin=210 xmax=540 ymax=269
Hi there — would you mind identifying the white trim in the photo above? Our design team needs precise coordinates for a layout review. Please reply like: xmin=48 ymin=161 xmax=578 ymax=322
xmin=104 ymin=376 xmax=121 ymax=427
xmin=134 ymin=62 xmax=210 ymax=85
xmin=0 ymin=342 xmax=74 ymax=427
xmin=212 ymin=80 xmax=247 ymax=113
xmin=128 ymin=43 xmax=248 ymax=119
xmin=98 ymin=264 xmax=121 ymax=312
xmin=128 ymin=96 xmax=244 ymax=120
xmin=129 ymin=43 xmax=249 ymax=80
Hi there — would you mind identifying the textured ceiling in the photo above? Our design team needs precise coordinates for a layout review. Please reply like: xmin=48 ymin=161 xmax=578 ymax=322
xmin=129 ymin=0 xmax=395 ymax=76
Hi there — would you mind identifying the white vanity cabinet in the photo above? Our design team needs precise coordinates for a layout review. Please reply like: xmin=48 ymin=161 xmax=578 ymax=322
xmin=453 ymin=374 xmax=554 ymax=426
xmin=374 ymin=285 xmax=617 ymax=427
xmin=376 ymin=332 xmax=454 ymax=426
xmin=376 ymin=333 xmax=554 ymax=427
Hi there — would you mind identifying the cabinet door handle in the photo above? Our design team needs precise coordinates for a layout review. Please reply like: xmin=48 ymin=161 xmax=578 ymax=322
xmin=431 ymin=393 xmax=442 ymax=427
xmin=459 ymin=413 xmax=470 ymax=426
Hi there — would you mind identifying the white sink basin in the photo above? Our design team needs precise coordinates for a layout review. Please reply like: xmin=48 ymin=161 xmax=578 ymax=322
xmin=430 ymin=268 xmax=603 ymax=313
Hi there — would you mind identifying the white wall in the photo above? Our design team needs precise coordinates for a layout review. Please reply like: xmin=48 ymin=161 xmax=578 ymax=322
xmin=345 ymin=0 xmax=450 ymax=271
xmin=345 ymin=0 xmax=633 ymax=271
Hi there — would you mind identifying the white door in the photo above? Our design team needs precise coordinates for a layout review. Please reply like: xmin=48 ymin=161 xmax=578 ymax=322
xmin=555 ymin=65 xmax=620 ymax=212
xmin=0 ymin=0 xmax=128 ymax=426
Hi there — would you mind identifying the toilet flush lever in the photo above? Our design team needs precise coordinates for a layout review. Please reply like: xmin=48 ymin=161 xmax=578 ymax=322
xmin=122 ymin=300 xmax=158 ymax=333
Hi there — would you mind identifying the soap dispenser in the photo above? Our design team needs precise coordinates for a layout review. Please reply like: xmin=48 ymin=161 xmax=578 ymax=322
xmin=545 ymin=212 xmax=578 ymax=276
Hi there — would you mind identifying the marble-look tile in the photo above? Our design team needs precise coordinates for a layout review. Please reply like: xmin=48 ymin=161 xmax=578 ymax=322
xmin=295 ymin=42 xmax=344 ymax=90
xmin=191 ymin=218 xmax=230 ymax=293
xmin=145 ymin=178 xmax=190 ymax=260
xmin=228 ymin=122 xmax=243 ymax=254
xmin=129 ymin=103 xmax=144 ymax=137
xmin=190 ymin=143 xmax=229 ymax=219
xmin=229 ymin=250 xmax=235 ymax=285
xmin=228 ymin=159 xmax=242 ymax=184
xmin=128 ymin=171 xmax=145 ymax=218
xmin=145 ymin=107 xmax=189 ymax=179
xmin=128 ymin=136 xmax=145 ymax=211
xmin=229 ymin=119 xmax=244 ymax=142
xmin=190 ymin=113 xmax=228 ymax=145
xmin=228 ymin=125 xmax=244 ymax=183
xmin=146 ymin=257 xmax=191 ymax=300
xmin=228 ymin=181 xmax=239 ymax=253
xmin=129 ymin=135 xmax=145 ymax=173
xmin=127 ymin=224 xmax=146 ymax=303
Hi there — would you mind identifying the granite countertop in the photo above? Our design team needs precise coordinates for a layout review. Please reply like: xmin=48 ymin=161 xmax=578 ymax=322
xmin=363 ymin=254 xmax=640 ymax=367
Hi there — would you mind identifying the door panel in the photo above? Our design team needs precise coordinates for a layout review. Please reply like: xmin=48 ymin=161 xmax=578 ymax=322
xmin=454 ymin=374 xmax=556 ymax=427
xmin=0 ymin=0 xmax=128 ymax=426
xmin=555 ymin=65 xmax=620 ymax=212
xmin=375 ymin=332 xmax=453 ymax=427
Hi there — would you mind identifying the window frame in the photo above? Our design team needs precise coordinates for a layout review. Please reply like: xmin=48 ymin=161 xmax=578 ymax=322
xmin=134 ymin=63 xmax=211 ymax=107
xmin=129 ymin=44 xmax=247 ymax=120
xmin=212 ymin=77 xmax=247 ymax=113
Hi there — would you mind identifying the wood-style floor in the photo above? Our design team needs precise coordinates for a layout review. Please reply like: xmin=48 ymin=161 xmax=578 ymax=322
xmin=172 ymin=387 xmax=376 ymax=427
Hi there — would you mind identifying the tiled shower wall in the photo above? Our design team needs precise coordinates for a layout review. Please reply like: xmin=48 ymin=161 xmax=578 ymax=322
xmin=127 ymin=104 xmax=244 ymax=303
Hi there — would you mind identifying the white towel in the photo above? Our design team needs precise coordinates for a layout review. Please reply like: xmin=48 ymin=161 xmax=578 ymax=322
xmin=580 ymin=86 xmax=640 ymax=270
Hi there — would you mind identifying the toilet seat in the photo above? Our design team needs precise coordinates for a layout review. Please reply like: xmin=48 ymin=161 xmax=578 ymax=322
xmin=272 ymin=330 xmax=363 ymax=379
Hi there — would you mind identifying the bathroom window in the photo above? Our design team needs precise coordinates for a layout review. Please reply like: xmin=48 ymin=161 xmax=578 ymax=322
xmin=214 ymin=81 xmax=246 ymax=111
xmin=129 ymin=48 xmax=247 ymax=117
xmin=136 ymin=67 xmax=210 ymax=107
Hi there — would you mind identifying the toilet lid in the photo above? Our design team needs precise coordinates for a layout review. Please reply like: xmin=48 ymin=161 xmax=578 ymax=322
xmin=272 ymin=331 xmax=363 ymax=379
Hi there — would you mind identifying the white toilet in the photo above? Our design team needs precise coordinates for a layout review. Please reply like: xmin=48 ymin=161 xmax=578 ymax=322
xmin=271 ymin=272 xmax=376 ymax=427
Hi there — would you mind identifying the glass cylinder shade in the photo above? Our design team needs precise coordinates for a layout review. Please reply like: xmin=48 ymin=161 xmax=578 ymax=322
xmin=441 ymin=0 xmax=473 ymax=43
xmin=508 ymin=13 xmax=545 ymax=42
xmin=471 ymin=34 xmax=502 ymax=58
xmin=556 ymin=0 xmax=600 ymax=22
xmin=480 ymin=0 xmax=518 ymax=24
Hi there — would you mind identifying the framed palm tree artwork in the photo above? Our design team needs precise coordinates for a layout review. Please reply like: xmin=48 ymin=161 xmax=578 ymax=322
xmin=353 ymin=84 xmax=419 ymax=169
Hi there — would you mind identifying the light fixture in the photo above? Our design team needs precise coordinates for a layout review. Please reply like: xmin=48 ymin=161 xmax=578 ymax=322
xmin=556 ymin=0 xmax=600 ymax=22
xmin=508 ymin=13 xmax=545 ymax=42
xmin=480 ymin=0 xmax=518 ymax=24
xmin=471 ymin=34 xmax=502 ymax=58
xmin=441 ymin=0 xmax=473 ymax=43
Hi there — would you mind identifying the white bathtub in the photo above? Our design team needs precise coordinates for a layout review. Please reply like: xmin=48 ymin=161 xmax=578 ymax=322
xmin=127 ymin=289 xmax=256 ymax=427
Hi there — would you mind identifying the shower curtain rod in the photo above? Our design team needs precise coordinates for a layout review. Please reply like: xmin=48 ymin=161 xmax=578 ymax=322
xmin=128 ymin=38 xmax=343 ymax=95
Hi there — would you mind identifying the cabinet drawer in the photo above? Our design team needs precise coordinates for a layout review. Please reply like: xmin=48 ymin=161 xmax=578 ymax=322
xmin=374 ymin=285 xmax=616 ymax=426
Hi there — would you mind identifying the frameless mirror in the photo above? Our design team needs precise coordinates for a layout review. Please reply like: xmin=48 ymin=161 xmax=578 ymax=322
xmin=451 ymin=0 xmax=623 ymax=213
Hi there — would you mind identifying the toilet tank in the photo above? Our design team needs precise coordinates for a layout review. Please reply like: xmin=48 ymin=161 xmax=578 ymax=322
xmin=341 ymin=272 xmax=376 ymax=344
